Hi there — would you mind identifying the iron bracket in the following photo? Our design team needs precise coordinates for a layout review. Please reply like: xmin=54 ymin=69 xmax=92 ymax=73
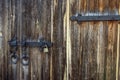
xmin=70 ymin=14 xmax=120 ymax=22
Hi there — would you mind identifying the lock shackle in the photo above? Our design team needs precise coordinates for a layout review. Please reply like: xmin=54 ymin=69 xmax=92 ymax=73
xmin=21 ymin=54 xmax=29 ymax=66
xmin=11 ymin=53 xmax=18 ymax=64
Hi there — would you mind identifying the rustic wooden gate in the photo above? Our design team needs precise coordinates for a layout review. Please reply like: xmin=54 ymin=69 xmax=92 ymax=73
xmin=0 ymin=0 xmax=120 ymax=80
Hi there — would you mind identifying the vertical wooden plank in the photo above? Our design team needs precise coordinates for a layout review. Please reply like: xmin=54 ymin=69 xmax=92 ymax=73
xmin=69 ymin=0 xmax=81 ymax=80
xmin=19 ymin=0 xmax=23 ymax=79
xmin=1 ymin=0 xmax=120 ymax=80
xmin=13 ymin=0 xmax=23 ymax=79
xmin=0 ymin=0 xmax=4 ymax=80
xmin=66 ymin=0 xmax=71 ymax=80
xmin=87 ymin=0 xmax=98 ymax=80
xmin=102 ymin=1 xmax=109 ymax=80
xmin=96 ymin=0 xmax=108 ymax=80
xmin=79 ymin=0 xmax=88 ymax=80
xmin=106 ymin=0 xmax=118 ymax=80
xmin=50 ymin=0 xmax=54 ymax=80
xmin=117 ymin=0 xmax=120 ymax=80
xmin=22 ymin=0 xmax=31 ymax=80
xmin=22 ymin=0 xmax=32 ymax=80
xmin=36 ymin=0 xmax=42 ymax=78
xmin=27 ymin=0 xmax=42 ymax=80
xmin=41 ymin=0 xmax=51 ymax=79
xmin=7 ymin=0 xmax=12 ymax=79
xmin=82 ymin=0 xmax=89 ymax=79
xmin=2 ymin=0 xmax=9 ymax=79
xmin=52 ymin=0 xmax=67 ymax=80
xmin=32 ymin=0 xmax=52 ymax=79
xmin=106 ymin=21 xmax=114 ymax=80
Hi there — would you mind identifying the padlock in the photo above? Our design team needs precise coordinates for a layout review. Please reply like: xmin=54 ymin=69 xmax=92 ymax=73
xmin=43 ymin=45 xmax=49 ymax=53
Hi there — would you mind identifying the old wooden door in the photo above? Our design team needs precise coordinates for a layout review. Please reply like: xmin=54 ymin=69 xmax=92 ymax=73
xmin=0 ymin=0 xmax=120 ymax=80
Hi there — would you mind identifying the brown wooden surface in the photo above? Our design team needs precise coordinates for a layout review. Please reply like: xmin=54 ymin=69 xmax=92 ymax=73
xmin=0 ymin=0 xmax=120 ymax=80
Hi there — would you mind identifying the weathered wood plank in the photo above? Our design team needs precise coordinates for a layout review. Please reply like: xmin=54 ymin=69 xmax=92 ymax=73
xmin=52 ymin=0 xmax=66 ymax=80
xmin=88 ymin=0 xmax=98 ymax=80
xmin=117 ymin=0 xmax=120 ymax=80
xmin=96 ymin=0 xmax=108 ymax=80
xmin=0 ymin=0 xmax=4 ymax=80
xmin=105 ymin=0 xmax=118 ymax=80
xmin=2 ymin=0 xmax=9 ymax=79
xmin=1 ymin=0 xmax=120 ymax=80
xmin=70 ymin=0 xmax=81 ymax=80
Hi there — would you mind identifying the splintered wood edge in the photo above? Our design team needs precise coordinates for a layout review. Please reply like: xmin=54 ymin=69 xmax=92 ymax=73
xmin=116 ymin=1 xmax=120 ymax=80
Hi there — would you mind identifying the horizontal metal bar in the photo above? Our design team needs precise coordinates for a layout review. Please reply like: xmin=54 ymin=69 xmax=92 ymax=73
xmin=25 ymin=41 xmax=52 ymax=47
xmin=8 ymin=40 xmax=52 ymax=48
xmin=70 ymin=14 xmax=120 ymax=22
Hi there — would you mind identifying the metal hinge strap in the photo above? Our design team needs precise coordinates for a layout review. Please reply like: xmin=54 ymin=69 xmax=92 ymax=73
xmin=70 ymin=14 xmax=120 ymax=22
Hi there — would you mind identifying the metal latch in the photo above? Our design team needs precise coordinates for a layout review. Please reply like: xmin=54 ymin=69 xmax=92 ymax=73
xmin=8 ymin=37 xmax=53 ymax=52
xmin=70 ymin=14 xmax=120 ymax=22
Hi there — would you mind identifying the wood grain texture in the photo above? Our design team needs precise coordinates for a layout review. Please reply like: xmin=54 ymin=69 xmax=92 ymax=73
xmin=0 ymin=0 xmax=120 ymax=80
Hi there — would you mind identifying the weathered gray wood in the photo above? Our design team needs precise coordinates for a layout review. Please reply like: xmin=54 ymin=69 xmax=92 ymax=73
xmin=0 ymin=0 xmax=120 ymax=80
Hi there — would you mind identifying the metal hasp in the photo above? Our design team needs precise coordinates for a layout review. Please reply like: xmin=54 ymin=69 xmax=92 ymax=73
xmin=70 ymin=14 xmax=120 ymax=22
xmin=8 ymin=38 xmax=53 ymax=48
